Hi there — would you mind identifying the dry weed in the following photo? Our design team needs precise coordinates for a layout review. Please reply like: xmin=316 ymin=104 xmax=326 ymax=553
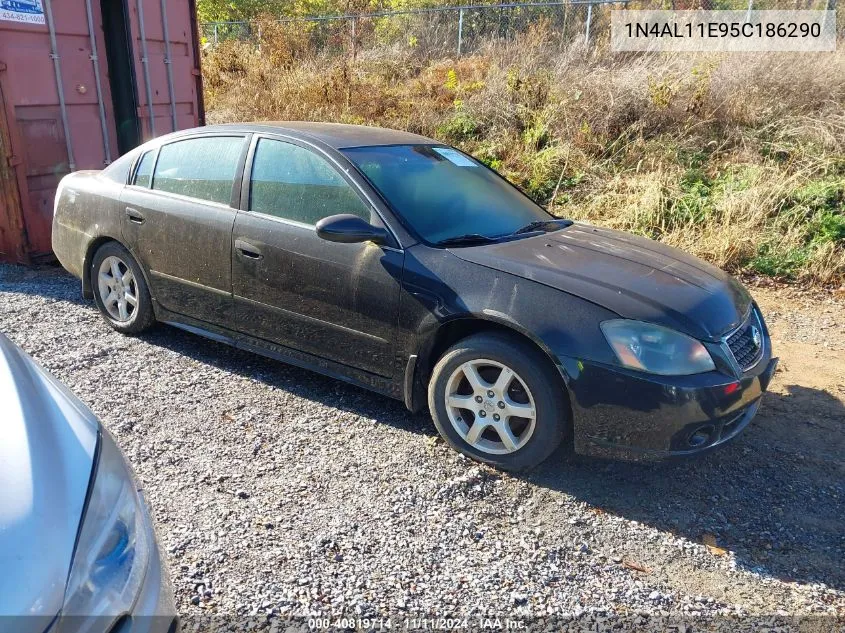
xmin=203 ymin=27 xmax=845 ymax=285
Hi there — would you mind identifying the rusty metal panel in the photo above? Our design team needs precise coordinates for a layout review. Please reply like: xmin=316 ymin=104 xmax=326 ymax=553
xmin=0 ymin=79 xmax=27 ymax=262
xmin=0 ymin=0 xmax=204 ymax=263
xmin=1 ymin=2 xmax=104 ymax=256
xmin=16 ymin=105 xmax=68 ymax=253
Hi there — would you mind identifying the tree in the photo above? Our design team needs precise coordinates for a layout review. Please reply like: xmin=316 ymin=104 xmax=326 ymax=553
xmin=196 ymin=0 xmax=294 ymax=22
xmin=196 ymin=0 xmax=466 ymax=22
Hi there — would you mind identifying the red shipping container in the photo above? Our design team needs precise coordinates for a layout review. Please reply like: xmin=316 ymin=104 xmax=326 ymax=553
xmin=0 ymin=0 xmax=204 ymax=262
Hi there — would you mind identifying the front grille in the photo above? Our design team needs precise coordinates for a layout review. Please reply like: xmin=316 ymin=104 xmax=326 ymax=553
xmin=726 ymin=310 xmax=764 ymax=371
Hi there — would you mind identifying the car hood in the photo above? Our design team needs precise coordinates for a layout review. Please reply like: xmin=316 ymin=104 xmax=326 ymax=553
xmin=449 ymin=223 xmax=751 ymax=341
xmin=0 ymin=334 xmax=98 ymax=627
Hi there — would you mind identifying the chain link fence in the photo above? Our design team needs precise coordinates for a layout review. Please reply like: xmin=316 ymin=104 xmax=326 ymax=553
xmin=200 ymin=0 xmax=839 ymax=57
xmin=200 ymin=1 xmax=642 ymax=56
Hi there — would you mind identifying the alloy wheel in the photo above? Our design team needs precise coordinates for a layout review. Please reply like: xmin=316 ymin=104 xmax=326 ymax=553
xmin=444 ymin=358 xmax=536 ymax=455
xmin=97 ymin=256 xmax=138 ymax=322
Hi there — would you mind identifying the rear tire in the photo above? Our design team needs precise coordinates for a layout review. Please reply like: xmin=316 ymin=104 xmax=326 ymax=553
xmin=90 ymin=242 xmax=155 ymax=334
xmin=428 ymin=332 xmax=568 ymax=471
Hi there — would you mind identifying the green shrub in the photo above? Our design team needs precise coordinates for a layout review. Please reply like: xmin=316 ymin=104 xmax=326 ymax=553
xmin=810 ymin=212 xmax=845 ymax=245
xmin=437 ymin=110 xmax=481 ymax=142
xmin=750 ymin=243 xmax=810 ymax=278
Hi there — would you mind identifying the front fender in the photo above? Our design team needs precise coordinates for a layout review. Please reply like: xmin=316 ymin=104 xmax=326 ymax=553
xmin=399 ymin=245 xmax=620 ymax=409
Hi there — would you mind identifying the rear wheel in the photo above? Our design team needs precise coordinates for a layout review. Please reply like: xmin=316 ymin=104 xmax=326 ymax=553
xmin=428 ymin=333 xmax=568 ymax=471
xmin=91 ymin=242 xmax=155 ymax=334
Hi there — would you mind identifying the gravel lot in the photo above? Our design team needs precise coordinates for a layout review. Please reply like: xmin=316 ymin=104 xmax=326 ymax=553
xmin=1 ymin=264 xmax=843 ymax=630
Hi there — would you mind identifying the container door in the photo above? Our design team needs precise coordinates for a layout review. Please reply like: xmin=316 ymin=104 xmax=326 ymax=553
xmin=124 ymin=0 xmax=205 ymax=140
xmin=0 ymin=0 xmax=116 ymax=262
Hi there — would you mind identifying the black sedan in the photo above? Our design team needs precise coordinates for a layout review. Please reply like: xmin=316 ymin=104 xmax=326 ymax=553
xmin=52 ymin=122 xmax=777 ymax=470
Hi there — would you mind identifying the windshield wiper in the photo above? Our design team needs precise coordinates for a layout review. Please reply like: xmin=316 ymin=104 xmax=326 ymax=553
xmin=434 ymin=233 xmax=502 ymax=247
xmin=435 ymin=220 xmax=573 ymax=247
xmin=512 ymin=218 xmax=574 ymax=236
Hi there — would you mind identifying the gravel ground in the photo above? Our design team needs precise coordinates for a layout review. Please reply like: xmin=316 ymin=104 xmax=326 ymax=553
xmin=1 ymin=264 xmax=843 ymax=631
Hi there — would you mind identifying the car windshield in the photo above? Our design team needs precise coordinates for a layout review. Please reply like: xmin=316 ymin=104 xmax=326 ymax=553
xmin=342 ymin=144 xmax=553 ymax=245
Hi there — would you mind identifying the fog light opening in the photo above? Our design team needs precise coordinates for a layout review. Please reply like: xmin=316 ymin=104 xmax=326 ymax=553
xmin=688 ymin=425 xmax=715 ymax=448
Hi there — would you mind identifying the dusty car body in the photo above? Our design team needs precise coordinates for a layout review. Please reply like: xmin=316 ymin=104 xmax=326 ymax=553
xmin=52 ymin=122 xmax=777 ymax=469
xmin=0 ymin=333 xmax=177 ymax=632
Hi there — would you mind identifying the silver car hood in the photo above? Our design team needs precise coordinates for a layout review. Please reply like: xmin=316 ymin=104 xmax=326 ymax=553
xmin=0 ymin=333 xmax=98 ymax=626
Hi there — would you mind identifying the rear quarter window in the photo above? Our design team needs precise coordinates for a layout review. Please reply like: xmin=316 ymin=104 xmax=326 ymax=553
xmin=132 ymin=150 xmax=155 ymax=188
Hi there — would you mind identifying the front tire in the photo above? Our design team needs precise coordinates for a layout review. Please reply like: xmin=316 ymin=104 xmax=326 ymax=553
xmin=428 ymin=333 xmax=568 ymax=471
xmin=90 ymin=242 xmax=155 ymax=334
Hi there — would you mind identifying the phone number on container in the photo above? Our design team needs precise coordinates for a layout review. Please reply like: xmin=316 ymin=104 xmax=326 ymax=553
xmin=624 ymin=21 xmax=822 ymax=39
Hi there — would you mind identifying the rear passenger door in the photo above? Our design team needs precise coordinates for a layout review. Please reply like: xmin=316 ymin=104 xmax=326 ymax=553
xmin=230 ymin=135 xmax=403 ymax=377
xmin=121 ymin=134 xmax=248 ymax=323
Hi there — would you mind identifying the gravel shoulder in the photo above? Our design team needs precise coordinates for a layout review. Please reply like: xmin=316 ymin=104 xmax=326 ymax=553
xmin=1 ymin=264 xmax=843 ymax=628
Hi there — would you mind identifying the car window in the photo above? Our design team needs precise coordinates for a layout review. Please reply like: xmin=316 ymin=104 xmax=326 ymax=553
xmin=132 ymin=150 xmax=155 ymax=188
xmin=249 ymin=138 xmax=370 ymax=225
xmin=343 ymin=144 xmax=551 ymax=244
xmin=152 ymin=136 xmax=244 ymax=205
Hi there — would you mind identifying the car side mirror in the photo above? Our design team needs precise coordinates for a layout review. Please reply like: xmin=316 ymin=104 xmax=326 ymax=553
xmin=315 ymin=214 xmax=389 ymax=245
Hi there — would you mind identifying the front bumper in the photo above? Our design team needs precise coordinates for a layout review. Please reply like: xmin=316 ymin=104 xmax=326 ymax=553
xmin=563 ymin=347 xmax=778 ymax=461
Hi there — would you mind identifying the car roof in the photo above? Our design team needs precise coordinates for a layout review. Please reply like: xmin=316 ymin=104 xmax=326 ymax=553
xmin=195 ymin=122 xmax=437 ymax=150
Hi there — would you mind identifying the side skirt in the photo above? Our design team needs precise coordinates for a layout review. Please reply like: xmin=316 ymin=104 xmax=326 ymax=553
xmin=155 ymin=306 xmax=404 ymax=402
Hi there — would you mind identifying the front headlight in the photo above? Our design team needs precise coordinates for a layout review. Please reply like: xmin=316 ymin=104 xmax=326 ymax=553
xmin=601 ymin=320 xmax=715 ymax=375
xmin=60 ymin=428 xmax=151 ymax=626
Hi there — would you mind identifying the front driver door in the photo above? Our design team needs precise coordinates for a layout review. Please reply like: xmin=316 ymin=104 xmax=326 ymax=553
xmin=230 ymin=136 xmax=403 ymax=378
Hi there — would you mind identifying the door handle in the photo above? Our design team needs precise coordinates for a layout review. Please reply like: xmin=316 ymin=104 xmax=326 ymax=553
xmin=125 ymin=207 xmax=145 ymax=224
xmin=235 ymin=239 xmax=263 ymax=260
